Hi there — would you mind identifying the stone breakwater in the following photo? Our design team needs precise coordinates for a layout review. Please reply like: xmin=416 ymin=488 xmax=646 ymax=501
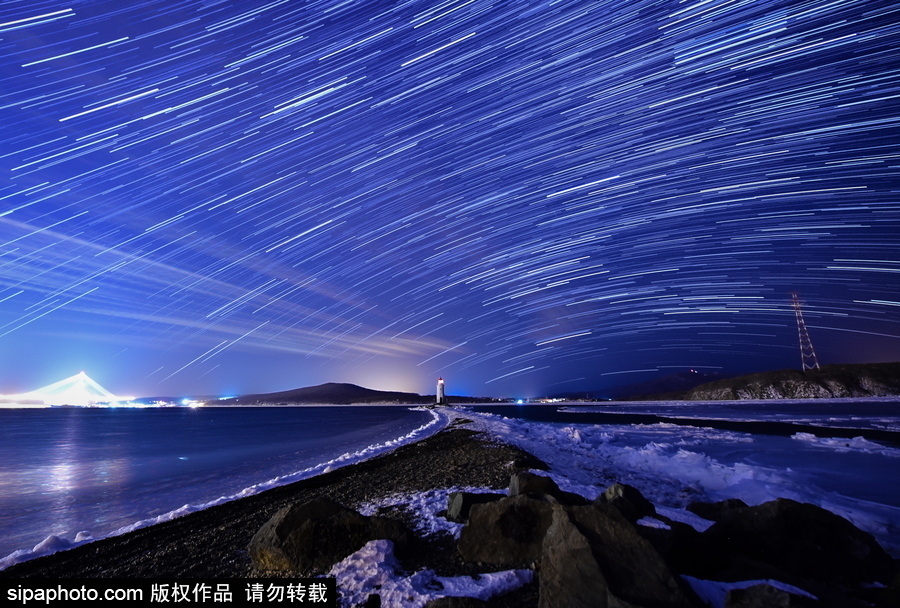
xmin=250 ymin=470 xmax=899 ymax=608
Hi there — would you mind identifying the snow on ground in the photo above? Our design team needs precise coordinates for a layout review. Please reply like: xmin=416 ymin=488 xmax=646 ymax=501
xmin=360 ymin=487 xmax=482 ymax=538
xmin=682 ymin=576 xmax=817 ymax=608
xmin=330 ymin=540 xmax=531 ymax=608
xmin=350 ymin=488 xmax=538 ymax=607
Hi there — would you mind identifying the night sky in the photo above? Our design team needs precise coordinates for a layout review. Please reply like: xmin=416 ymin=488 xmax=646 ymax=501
xmin=1 ymin=0 xmax=899 ymax=399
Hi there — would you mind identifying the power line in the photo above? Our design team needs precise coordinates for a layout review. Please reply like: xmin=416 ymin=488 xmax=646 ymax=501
xmin=791 ymin=292 xmax=821 ymax=371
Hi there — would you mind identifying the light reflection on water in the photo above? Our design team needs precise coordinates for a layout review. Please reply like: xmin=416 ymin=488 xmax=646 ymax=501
xmin=0 ymin=406 xmax=431 ymax=561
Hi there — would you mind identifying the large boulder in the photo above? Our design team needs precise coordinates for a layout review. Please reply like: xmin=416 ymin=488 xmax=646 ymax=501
xmin=539 ymin=507 xmax=611 ymax=608
xmin=508 ymin=472 xmax=588 ymax=506
xmin=636 ymin=518 xmax=703 ymax=568
xmin=594 ymin=482 xmax=656 ymax=523
xmin=723 ymin=584 xmax=792 ymax=608
xmin=574 ymin=504 xmax=686 ymax=607
xmin=686 ymin=498 xmax=749 ymax=522
xmin=446 ymin=492 xmax=505 ymax=523
xmin=248 ymin=498 xmax=410 ymax=573
xmin=458 ymin=495 xmax=555 ymax=565
xmin=703 ymin=498 xmax=896 ymax=587
xmin=540 ymin=504 xmax=687 ymax=608
xmin=509 ymin=471 xmax=560 ymax=497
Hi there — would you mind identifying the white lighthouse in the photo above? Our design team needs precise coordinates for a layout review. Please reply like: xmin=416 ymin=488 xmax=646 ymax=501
xmin=436 ymin=377 xmax=447 ymax=406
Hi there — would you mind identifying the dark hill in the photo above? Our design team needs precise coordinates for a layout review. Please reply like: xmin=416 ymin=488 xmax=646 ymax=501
xmin=607 ymin=370 xmax=728 ymax=400
xmin=638 ymin=362 xmax=900 ymax=400
xmin=549 ymin=370 xmax=728 ymax=401
xmin=220 ymin=382 xmax=427 ymax=405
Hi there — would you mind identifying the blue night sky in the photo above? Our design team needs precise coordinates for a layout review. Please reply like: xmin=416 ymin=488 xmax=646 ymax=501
xmin=1 ymin=0 xmax=898 ymax=399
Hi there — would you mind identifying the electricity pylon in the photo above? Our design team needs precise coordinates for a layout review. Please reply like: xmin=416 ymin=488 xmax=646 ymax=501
xmin=791 ymin=293 xmax=820 ymax=371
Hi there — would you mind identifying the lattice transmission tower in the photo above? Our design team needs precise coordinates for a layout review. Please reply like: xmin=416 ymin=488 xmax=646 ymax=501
xmin=790 ymin=292 xmax=820 ymax=371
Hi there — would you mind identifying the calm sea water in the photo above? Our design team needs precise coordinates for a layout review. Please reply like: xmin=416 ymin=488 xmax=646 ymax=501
xmin=0 ymin=406 xmax=433 ymax=564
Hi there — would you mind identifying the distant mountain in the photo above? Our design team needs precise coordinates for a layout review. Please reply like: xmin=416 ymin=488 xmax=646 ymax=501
xmin=218 ymin=382 xmax=428 ymax=405
xmin=639 ymin=362 xmax=900 ymax=400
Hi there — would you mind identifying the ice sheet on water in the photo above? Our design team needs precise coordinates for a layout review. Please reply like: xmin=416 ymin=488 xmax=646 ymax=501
xmin=791 ymin=432 xmax=900 ymax=457
xmin=451 ymin=408 xmax=900 ymax=556
xmin=562 ymin=397 xmax=900 ymax=432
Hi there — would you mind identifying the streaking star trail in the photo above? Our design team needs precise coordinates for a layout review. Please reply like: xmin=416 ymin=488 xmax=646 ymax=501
xmin=0 ymin=0 xmax=898 ymax=397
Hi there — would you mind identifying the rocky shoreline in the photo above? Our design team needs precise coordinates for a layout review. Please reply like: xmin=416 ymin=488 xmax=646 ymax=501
xmin=2 ymin=419 xmax=898 ymax=607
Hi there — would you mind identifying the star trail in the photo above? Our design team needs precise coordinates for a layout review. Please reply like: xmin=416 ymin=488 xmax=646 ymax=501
xmin=1 ymin=0 xmax=898 ymax=398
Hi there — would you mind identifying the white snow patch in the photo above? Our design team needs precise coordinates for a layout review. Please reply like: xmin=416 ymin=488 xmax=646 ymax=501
xmin=329 ymin=539 xmax=532 ymax=608
xmin=360 ymin=486 xmax=508 ymax=539
xmin=654 ymin=506 xmax=715 ymax=532
xmin=682 ymin=576 xmax=816 ymax=608
xmin=637 ymin=516 xmax=671 ymax=530
xmin=0 ymin=532 xmax=94 ymax=571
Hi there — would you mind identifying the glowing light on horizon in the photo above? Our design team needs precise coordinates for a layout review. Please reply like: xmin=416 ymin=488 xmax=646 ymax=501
xmin=3 ymin=373 xmax=134 ymax=406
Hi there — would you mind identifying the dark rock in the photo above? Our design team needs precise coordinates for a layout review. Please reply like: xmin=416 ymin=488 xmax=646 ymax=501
xmin=569 ymin=504 xmax=686 ymax=607
xmin=538 ymin=507 xmax=610 ymax=608
xmin=509 ymin=472 xmax=559 ymax=497
xmin=424 ymin=597 xmax=489 ymax=608
xmin=593 ymin=482 xmax=656 ymax=523
xmin=724 ymin=584 xmax=791 ymax=608
xmin=636 ymin=518 xmax=702 ymax=565
xmin=446 ymin=492 xmax=505 ymax=523
xmin=457 ymin=495 xmax=555 ymax=565
xmin=248 ymin=498 xmax=410 ymax=573
xmin=873 ymin=570 xmax=900 ymax=608
xmin=703 ymin=498 xmax=897 ymax=587
xmin=363 ymin=594 xmax=381 ymax=608
xmin=508 ymin=472 xmax=588 ymax=506
xmin=508 ymin=453 xmax=550 ymax=472
xmin=687 ymin=498 xmax=749 ymax=521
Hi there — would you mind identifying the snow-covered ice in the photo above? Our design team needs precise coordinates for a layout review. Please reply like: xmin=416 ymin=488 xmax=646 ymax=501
xmin=452 ymin=402 xmax=900 ymax=556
